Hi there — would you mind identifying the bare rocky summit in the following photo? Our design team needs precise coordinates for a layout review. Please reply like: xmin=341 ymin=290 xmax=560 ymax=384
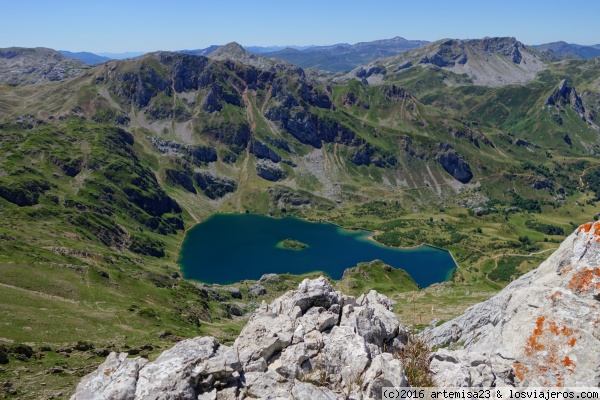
xmin=0 ymin=47 xmax=87 ymax=85
xmin=344 ymin=37 xmax=546 ymax=87
xmin=207 ymin=42 xmax=300 ymax=73
xmin=71 ymin=222 xmax=600 ymax=397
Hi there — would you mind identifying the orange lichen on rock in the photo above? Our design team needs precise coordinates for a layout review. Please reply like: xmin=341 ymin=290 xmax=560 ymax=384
xmin=560 ymin=265 xmax=573 ymax=274
xmin=577 ymin=221 xmax=600 ymax=235
xmin=568 ymin=267 xmax=600 ymax=294
xmin=563 ymin=356 xmax=576 ymax=371
xmin=513 ymin=363 xmax=529 ymax=381
xmin=525 ymin=316 xmax=546 ymax=356
xmin=550 ymin=291 xmax=563 ymax=300
xmin=519 ymin=315 xmax=579 ymax=386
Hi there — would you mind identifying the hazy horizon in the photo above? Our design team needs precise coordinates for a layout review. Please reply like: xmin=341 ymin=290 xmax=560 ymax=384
xmin=2 ymin=0 xmax=599 ymax=53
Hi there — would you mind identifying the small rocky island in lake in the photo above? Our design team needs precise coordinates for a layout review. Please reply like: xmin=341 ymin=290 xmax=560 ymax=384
xmin=277 ymin=238 xmax=309 ymax=250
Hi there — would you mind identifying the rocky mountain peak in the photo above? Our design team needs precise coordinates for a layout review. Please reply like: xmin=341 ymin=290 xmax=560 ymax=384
xmin=349 ymin=36 xmax=546 ymax=87
xmin=0 ymin=47 xmax=87 ymax=85
xmin=208 ymin=42 xmax=297 ymax=72
xmin=210 ymin=42 xmax=248 ymax=58
xmin=545 ymin=79 xmax=589 ymax=120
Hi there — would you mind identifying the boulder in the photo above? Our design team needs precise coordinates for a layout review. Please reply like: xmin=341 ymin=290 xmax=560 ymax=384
xmin=248 ymin=284 xmax=267 ymax=296
xmin=427 ymin=221 xmax=600 ymax=387
xmin=134 ymin=337 xmax=220 ymax=398
xmin=429 ymin=349 xmax=513 ymax=387
xmin=70 ymin=352 xmax=148 ymax=399
xmin=363 ymin=353 xmax=407 ymax=399
xmin=227 ymin=287 xmax=242 ymax=299
xmin=259 ymin=273 xmax=278 ymax=282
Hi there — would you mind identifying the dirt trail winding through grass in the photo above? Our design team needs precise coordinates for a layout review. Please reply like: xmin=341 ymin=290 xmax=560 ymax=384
xmin=482 ymin=247 xmax=558 ymax=283
xmin=0 ymin=282 xmax=79 ymax=304
xmin=579 ymin=165 xmax=600 ymax=188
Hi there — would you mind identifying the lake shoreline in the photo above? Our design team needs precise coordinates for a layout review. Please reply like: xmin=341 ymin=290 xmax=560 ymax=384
xmin=179 ymin=213 xmax=457 ymax=287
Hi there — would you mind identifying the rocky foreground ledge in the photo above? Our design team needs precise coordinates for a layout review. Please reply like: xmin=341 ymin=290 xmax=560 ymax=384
xmin=72 ymin=222 xmax=600 ymax=399
xmin=428 ymin=221 xmax=600 ymax=387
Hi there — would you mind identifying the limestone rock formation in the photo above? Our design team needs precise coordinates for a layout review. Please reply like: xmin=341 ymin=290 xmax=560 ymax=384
xmin=71 ymin=277 xmax=409 ymax=399
xmin=545 ymin=79 xmax=587 ymax=120
xmin=255 ymin=159 xmax=287 ymax=182
xmin=194 ymin=172 xmax=237 ymax=199
xmin=428 ymin=221 xmax=600 ymax=387
xmin=436 ymin=142 xmax=473 ymax=183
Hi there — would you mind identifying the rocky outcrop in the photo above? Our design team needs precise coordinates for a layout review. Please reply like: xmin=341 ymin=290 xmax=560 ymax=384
xmin=532 ymin=177 xmax=553 ymax=191
xmin=264 ymin=107 xmax=363 ymax=149
xmin=427 ymin=222 xmax=600 ymax=387
xmin=249 ymin=140 xmax=281 ymax=163
xmin=72 ymin=277 xmax=409 ymax=399
xmin=545 ymin=79 xmax=587 ymax=120
xmin=393 ymin=61 xmax=413 ymax=72
xmin=356 ymin=66 xmax=387 ymax=80
xmin=194 ymin=172 xmax=237 ymax=199
xmin=349 ymin=144 xmax=398 ymax=168
xmin=256 ymin=160 xmax=287 ymax=181
xmin=435 ymin=142 xmax=473 ymax=183
xmin=148 ymin=137 xmax=218 ymax=165
xmin=0 ymin=179 xmax=51 ymax=206
xmin=164 ymin=169 xmax=196 ymax=193
xmin=204 ymin=123 xmax=252 ymax=154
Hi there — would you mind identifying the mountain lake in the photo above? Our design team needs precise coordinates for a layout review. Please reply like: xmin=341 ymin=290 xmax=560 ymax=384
xmin=179 ymin=214 xmax=457 ymax=288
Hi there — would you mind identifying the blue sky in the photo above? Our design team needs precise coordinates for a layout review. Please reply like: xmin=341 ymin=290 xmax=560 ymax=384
xmin=2 ymin=0 xmax=599 ymax=52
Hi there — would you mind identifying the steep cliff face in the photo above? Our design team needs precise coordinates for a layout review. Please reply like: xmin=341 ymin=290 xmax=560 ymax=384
xmin=428 ymin=222 xmax=600 ymax=387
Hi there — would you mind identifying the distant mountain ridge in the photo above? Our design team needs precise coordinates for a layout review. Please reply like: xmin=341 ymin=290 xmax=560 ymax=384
xmin=261 ymin=36 xmax=429 ymax=72
xmin=344 ymin=37 xmax=546 ymax=87
xmin=59 ymin=50 xmax=110 ymax=65
xmin=533 ymin=41 xmax=600 ymax=60
xmin=178 ymin=45 xmax=220 ymax=57
xmin=95 ymin=51 xmax=146 ymax=60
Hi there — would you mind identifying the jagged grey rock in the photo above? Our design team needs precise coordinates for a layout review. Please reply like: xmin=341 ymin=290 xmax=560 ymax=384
xmin=427 ymin=222 xmax=600 ymax=387
xmin=248 ymin=283 xmax=267 ymax=296
xmin=134 ymin=337 xmax=220 ymax=398
xmin=429 ymin=349 xmax=514 ymax=387
xmin=71 ymin=277 xmax=408 ymax=399
xmin=362 ymin=353 xmax=407 ymax=400
xmin=69 ymin=352 xmax=148 ymax=400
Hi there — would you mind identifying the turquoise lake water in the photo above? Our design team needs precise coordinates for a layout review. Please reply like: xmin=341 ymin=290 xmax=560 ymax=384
xmin=179 ymin=214 xmax=457 ymax=288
